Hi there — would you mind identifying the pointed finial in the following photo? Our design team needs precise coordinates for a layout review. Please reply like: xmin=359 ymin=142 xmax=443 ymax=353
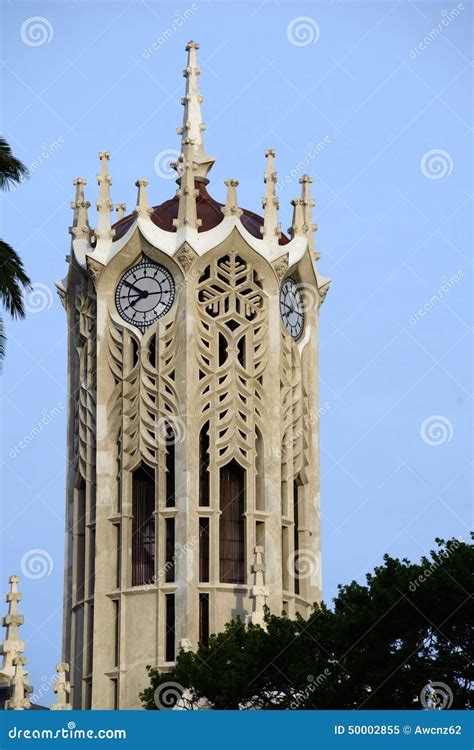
xmin=135 ymin=179 xmax=152 ymax=218
xmin=300 ymin=175 xmax=319 ymax=260
xmin=5 ymin=656 xmax=31 ymax=710
xmin=175 ymin=41 xmax=215 ymax=182
xmin=250 ymin=546 xmax=269 ymax=628
xmin=289 ymin=198 xmax=306 ymax=238
xmin=172 ymin=141 xmax=201 ymax=231
xmin=115 ymin=203 xmax=126 ymax=221
xmin=261 ymin=149 xmax=281 ymax=243
xmin=51 ymin=663 xmax=72 ymax=710
xmin=69 ymin=178 xmax=90 ymax=241
xmin=94 ymin=152 xmax=115 ymax=241
xmin=1 ymin=575 xmax=25 ymax=677
xmin=222 ymin=179 xmax=242 ymax=218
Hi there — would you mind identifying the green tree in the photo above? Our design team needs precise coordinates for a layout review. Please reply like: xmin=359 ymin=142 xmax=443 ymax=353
xmin=0 ymin=137 xmax=31 ymax=361
xmin=141 ymin=536 xmax=473 ymax=710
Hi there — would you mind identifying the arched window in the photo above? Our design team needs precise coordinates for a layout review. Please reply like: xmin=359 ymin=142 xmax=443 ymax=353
xmin=255 ymin=428 xmax=265 ymax=510
xmin=219 ymin=460 xmax=245 ymax=584
xmin=165 ymin=423 xmax=175 ymax=508
xmin=199 ymin=421 xmax=210 ymax=507
xmin=131 ymin=464 xmax=155 ymax=586
xmin=293 ymin=479 xmax=300 ymax=596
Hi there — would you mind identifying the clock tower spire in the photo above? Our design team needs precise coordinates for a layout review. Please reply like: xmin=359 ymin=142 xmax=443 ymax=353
xmin=58 ymin=40 xmax=329 ymax=710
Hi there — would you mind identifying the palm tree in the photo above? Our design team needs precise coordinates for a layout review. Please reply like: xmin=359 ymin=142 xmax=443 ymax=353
xmin=0 ymin=137 xmax=31 ymax=361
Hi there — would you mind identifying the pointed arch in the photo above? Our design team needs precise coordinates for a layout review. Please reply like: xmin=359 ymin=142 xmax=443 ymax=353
xmin=219 ymin=459 xmax=246 ymax=584
xmin=131 ymin=462 xmax=155 ymax=586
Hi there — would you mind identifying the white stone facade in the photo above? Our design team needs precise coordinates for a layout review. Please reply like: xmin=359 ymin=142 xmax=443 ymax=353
xmin=59 ymin=41 xmax=330 ymax=710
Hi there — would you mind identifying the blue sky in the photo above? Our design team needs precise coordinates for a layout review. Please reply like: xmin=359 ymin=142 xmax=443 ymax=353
xmin=1 ymin=0 xmax=472 ymax=705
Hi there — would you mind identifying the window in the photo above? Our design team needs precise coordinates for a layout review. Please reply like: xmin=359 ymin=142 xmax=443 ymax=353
xmin=86 ymin=603 xmax=94 ymax=674
xmin=165 ymin=518 xmax=175 ymax=583
xmin=219 ymin=460 xmax=245 ymax=584
xmin=165 ymin=594 xmax=175 ymax=662
xmin=199 ymin=517 xmax=210 ymax=582
xmin=131 ymin=464 xmax=155 ymax=586
xmin=282 ymin=526 xmax=289 ymax=591
xmin=165 ymin=424 xmax=175 ymax=507
xmin=113 ymin=599 xmax=120 ymax=667
xmin=75 ymin=480 xmax=86 ymax=602
xmin=111 ymin=678 xmax=119 ymax=710
xmin=88 ymin=526 xmax=96 ymax=598
xmin=199 ymin=593 xmax=210 ymax=646
xmin=114 ymin=524 xmax=120 ymax=589
xmin=199 ymin=422 xmax=210 ymax=506
xmin=255 ymin=428 xmax=265 ymax=510
xmin=293 ymin=480 xmax=300 ymax=596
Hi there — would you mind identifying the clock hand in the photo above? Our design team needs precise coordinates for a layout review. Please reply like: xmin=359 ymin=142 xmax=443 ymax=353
xmin=123 ymin=280 xmax=143 ymax=294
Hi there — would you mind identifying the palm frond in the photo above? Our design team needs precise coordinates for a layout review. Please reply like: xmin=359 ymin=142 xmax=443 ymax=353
xmin=0 ymin=137 xmax=28 ymax=189
xmin=0 ymin=239 xmax=31 ymax=317
xmin=0 ymin=315 xmax=5 ymax=363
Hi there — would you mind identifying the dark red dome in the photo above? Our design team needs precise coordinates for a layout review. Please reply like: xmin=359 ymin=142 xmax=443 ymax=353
xmin=112 ymin=181 xmax=289 ymax=245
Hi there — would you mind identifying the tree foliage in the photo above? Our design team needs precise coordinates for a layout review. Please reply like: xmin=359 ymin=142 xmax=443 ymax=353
xmin=0 ymin=137 xmax=31 ymax=361
xmin=141 ymin=536 xmax=473 ymax=710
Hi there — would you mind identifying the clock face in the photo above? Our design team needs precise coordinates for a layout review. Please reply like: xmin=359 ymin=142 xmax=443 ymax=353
xmin=280 ymin=277 xmax=305 ymax=340
xmin=115 ymin=258 xmax=175 ymax=332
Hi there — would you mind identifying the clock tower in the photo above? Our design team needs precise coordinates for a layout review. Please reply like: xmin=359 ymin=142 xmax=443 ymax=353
xmin=57 ymin=41 xmax=330 ymax=710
